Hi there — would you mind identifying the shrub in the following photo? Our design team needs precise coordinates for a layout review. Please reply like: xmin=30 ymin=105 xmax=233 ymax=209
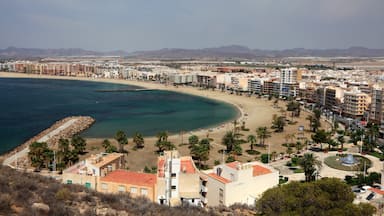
xmin=226 ymin=156 xmax=235 ymax=163
xmin=246 ymin=149 xmax=260 ymax=155
xmin=55 ymin=188 xmax=72 ymax=201
xmin=214 ymin=160 xmax=220 ymax=165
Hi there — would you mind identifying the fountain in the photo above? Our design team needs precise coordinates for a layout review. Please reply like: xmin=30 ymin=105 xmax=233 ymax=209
xmin=341 ymin=154 xmax=359 ymax=166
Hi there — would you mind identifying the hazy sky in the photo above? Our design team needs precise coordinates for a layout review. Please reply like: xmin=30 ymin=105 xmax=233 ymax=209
xmin=0 ymin=0 xmax=383 ymax=51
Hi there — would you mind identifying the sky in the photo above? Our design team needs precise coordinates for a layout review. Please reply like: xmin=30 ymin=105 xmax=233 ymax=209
xmin=0 ymin=0 xmax=383 ymax=52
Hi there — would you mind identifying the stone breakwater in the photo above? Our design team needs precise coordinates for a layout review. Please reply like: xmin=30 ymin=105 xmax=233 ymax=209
xmin=2 ymin=116 xmax=95 ymax=169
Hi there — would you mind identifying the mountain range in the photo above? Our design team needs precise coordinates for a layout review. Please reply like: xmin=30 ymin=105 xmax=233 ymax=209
xmin=1 ymin=45 xmax=384 ymax=59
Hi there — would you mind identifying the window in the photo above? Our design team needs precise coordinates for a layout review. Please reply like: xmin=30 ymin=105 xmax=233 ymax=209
xmin=219 ymin=188 xmax=224 ymax=204
xmin=171 ymin=173 xmax=176 ymax=177
xmin=85 ymin=182 xmax=91 ymax=189
xmin=171 ymin=185 xmax=176 ymax=190
xmin=130 ymin=187 xmax=137 ymax=193
xmin=101 ymin=183 xmax=108 ymax=190
xmin=118 ymin=185 xmax=126 ymax=192
xmin=66 ymin=180 xmax=72 ymax=184
xmin=140 ymin=188 xmax=148 ymax=196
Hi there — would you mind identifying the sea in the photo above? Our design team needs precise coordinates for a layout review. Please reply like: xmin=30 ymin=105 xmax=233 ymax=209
xmin=0 ymin=78 xmax=238 ymax=154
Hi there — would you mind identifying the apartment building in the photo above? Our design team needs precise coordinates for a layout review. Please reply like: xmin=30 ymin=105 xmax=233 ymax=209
xmin=98 ymin=170 xmax=157 ymax=201
xmin=343 ymin=88 xmax=370 ymax=118
xmin=280 ymin=68 xmax=299 ymax=98
xmin=62 ymin=153 xmax=125 ymax=189
xmin=324 ymin=86 xmax=344 ymax=112
xmin=370 ymin=87 xmax=384 ymax=133
xmin=201 ymin=161 xmax=279 ymax=206
xmin=157 ymin=150 xmax=201 ymax=207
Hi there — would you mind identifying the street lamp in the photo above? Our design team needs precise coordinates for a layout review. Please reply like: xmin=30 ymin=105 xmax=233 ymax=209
xmin=360 ymin=134 xmax=365 ymax=154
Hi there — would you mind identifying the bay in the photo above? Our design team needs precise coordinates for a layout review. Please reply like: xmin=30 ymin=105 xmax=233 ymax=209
xmin=0 ymin=78 xmax=238 ymax=154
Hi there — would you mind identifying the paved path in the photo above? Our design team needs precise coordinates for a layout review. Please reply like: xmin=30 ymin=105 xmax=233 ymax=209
xmin=3 ymin=118 xmax=79 ymax=168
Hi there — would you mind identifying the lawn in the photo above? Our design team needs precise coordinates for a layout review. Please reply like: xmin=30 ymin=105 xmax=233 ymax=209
xmin=324 ymin=155 xmax=371 ymax=172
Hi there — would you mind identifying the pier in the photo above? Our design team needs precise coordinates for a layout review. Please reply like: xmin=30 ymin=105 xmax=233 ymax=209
xmin=2 ymin=116 xmax=95 ymax=169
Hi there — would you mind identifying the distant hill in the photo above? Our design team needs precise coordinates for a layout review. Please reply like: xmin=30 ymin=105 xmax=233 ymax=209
xmin=0 ymin=47 xmax=129 ymax=58
xmin=130 ymin=46 xmax=384 ymax=59
xmin=1 ymin=45 xmax=384 ymax=59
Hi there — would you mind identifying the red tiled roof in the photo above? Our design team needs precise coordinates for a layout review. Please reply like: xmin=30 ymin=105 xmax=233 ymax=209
xmin=226 ymin=161 xmax=241 ymax=170
xmin=208 ymin=173 xmax=231 ymax=184
xmin=252 ymin=165 xmax=272 ymax=176
xmin=369 ymin=188 xmax=384 ymax=195
xmin=100 ymin=170 xmax=156 ymax=187
xmin=180 ymin=158 xmax=196 ymax=174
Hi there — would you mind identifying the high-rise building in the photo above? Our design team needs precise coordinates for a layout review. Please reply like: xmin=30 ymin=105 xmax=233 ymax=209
xmin=280 ymin=68 xmax=299 ymax=98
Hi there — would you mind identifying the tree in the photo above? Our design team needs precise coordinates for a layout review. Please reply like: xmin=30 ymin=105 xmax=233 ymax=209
xmin=57 ymin=138 xmax=71 ymax=166
xmin=256 ymin=178 xmax=376 ymax=216
xmin=222 ymin=131 xmax=236 ymax=153
xmin=132 ymin=132 xmax=144 ymax=149
xmin=337 ymin=130 xmax=345 ymax=151
xmin=102 ymin=139 xmax=117 ymax=153
xmin=271 ymin=115 xmax=286 ymax=132
xmin=188 ymin=135 xmax=199 ymax=148
xmin=247 ymin=134 xmax=257 ymax=150
xmin=257 ymin=127 xmax=271 ymax=147
xmin=155 ymin=131 xmax=175 ymax=153
xmin=28 ymin=142 xmax=52 ymax=170
xmin=115 ymin=130 xmax=128 ymax=153
xmin=287 ymin=101 xmax=301 ymax=118
xmin=190 ymin=139 xmax=210 ymax=169
xmin=306 ymin=109 xmax=321 ymax=132
xmin=365 ymin=122 xmax=379 ymax=152
xmin=311 ymin=129 xmax=330 ymax=149
xmin=299 ymin=153 xmax=322 ymax=182
xmin=295 ymin=141 xmax=304 ymax=154
xmin=71 ymin=135 xmax=86 ymax=154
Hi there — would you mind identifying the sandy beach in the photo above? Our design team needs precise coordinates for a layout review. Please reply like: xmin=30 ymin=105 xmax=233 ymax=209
xmin=0 ymin=72 xmax=329 ymax=171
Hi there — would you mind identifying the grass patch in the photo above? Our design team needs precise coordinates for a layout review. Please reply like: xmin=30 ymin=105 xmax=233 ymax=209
xmin=324 ymin=155 xmax=371 ymax=172
xmin=368 ymin=151 xmax=384 ymax=160
xmin=246 ymin=149 xmax=261 ymax=155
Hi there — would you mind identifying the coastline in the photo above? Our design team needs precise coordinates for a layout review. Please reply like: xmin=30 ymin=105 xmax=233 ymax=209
xmin=0 ymin=72 xmax=260 ymax=137
xmin=0 ymin=72 xmax=288 ymax=168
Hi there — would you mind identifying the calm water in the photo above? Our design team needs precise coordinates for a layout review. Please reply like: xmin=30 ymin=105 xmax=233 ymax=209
xmin=0 ymin=78 xmax=238 ymax=154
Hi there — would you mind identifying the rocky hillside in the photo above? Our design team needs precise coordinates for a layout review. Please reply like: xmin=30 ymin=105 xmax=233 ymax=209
xmin=0 ymin=165 xmax=254 ymax=216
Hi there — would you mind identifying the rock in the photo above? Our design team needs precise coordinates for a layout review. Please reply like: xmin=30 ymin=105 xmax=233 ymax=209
xmin=32 ymin=202 xmax=50 ymax=213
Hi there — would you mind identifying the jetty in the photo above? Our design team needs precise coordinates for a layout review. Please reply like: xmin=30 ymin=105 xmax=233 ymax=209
xmin=2 ymin=116 xmax=95 ymax=169
xmin=95 ymin=88 xmax=156 ymax=92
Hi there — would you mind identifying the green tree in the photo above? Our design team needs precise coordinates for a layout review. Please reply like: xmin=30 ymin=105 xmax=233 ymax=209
xmin=256 ymin=178 xmax=376 ymax=216
xmin=257 ymin=127 xmax=271 ymax=147
xmin=222 ymin=131 xmax=236 ymax=153
xmin=132 ymin=132 xmax=144 ymax=149
xmin=190 ymin=139 xmax=210 ymax=169
xmin=271 ymin=115 xmax=286 ymax=132
xmin=28 ymin=142 xmax=52 ymax=170
xmin=71 ymin=135 xmax=86 ymax=154
xmin=365 ymin=122 xmax=379 ymax=152
xmin=337 ymin=130 xmax=345 ymax=151
xmin=247 ymin=134 xmax=257 ymax=150
xmin=57 ymin=138 xmax=71 ymax=166
xmin=155 ymin=131 xmax=175 ymax=153
xmin=188 ymin=135 xmax=199 ymax=148
xmin=115 ymin=130 xmax=128 ymax=153
xmin=299 ymin=153 xmax=322 ymax=182
xmin=287 ymin=100 xmax=301 ymax=118
xmin=102 ymin=139 xmax=117 ymax=153
xmin=306 ymin=109 xmax=321 ymax=132
xmin=311 ymin=129 xmax=330 ymax=150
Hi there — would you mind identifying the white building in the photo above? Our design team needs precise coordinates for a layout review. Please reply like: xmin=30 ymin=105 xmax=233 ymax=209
xmin=201 ymin=161 xmax=279 ymax=206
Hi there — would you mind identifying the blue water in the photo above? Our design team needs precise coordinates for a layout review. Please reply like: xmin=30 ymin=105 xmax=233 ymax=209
xmin=0 ymin=78 xmax=238 ymax=154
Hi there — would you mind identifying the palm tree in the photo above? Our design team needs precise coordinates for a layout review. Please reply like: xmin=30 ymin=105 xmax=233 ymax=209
xmin=133 ymin=132 xmax=144 ymax=149
xmin=257 ymin=127 xmax=271 ymax=147
xmin=155 ymin=131 xmax=174 ymax=153
xmin=190 ymin=139 xmax=210 ymax=169
xmin=247 ymin=134 xmax=257 ymax=150
xmin=28 ymin=142 xmax=50 ymax=170
xmin=299 ymin=153 xmax=322 ymax=182
xmin=188 ymin=135 xmax=199 ymax=148
xmin=336 ymin=130 xmax=345 ymax=152
xmin=71 ymin=135 xmax=86 ymax=154
xmin=115 ymin=130 xmax=128 ymax=153
xmin=222 ymin=131 xmax=236 ymax=153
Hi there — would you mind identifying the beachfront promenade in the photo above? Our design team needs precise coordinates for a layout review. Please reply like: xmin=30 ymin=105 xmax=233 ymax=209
xmin=2 ymin=116 xmax=94 ymax=169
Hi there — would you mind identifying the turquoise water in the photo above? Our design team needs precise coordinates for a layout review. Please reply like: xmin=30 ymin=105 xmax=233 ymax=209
xmin=0 ymin=78 xmax=238 ymax=154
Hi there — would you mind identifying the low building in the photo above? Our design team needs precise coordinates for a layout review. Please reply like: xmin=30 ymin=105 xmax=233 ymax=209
xmin=98 ymin=170 xmax=157 ymax=201
xmin=62 ymin=153 xmax=125 ymax=189
xmin=201 ymin=161 xmax=279 ymax=206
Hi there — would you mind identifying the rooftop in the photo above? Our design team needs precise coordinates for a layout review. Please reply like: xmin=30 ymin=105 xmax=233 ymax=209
xmin=88 ymin=153 xmax=124 ymax=168
xmin=100 ymin=170 xmax=156 ymax=187
xmin=252 ymin=165 xmax=272 ymax=176
xmin=208 ymin=173 xmax=231 ymax=184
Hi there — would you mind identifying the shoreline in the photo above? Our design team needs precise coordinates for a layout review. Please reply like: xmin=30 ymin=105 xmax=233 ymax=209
xmin=0 ymin=72 xmax=284 ymax=168
xmin=0 ymin=72 xmax=250 ymax=137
